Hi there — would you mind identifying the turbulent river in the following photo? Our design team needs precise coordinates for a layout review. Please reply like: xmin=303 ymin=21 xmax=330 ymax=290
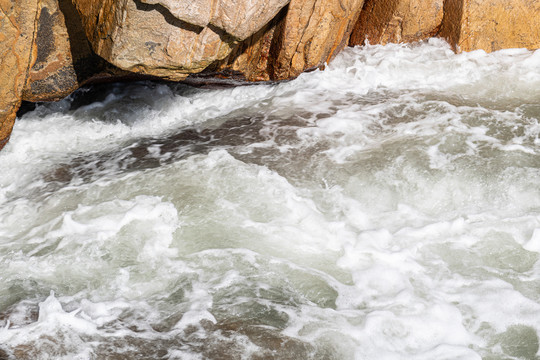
xmin=1 ymin=39 xmax=540 ymax=360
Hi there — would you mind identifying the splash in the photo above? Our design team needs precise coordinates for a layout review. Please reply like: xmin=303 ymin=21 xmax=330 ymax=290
xmin=1 ymin=39 xmax=539 ymax=359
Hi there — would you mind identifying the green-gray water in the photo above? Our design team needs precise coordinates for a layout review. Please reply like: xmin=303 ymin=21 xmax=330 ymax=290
xmin=1 ymin=39 xmax=539 ymax=359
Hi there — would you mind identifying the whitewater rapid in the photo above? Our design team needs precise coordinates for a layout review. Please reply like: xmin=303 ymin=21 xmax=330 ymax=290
xmin=1 ymin=38 xmax=539 ymax=359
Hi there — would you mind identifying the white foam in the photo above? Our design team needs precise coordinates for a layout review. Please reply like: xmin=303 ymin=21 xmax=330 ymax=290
xmin=0 ymin=39 xmax=539 ymax=359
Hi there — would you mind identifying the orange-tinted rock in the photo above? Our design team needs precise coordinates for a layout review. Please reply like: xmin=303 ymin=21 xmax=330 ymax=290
xmin=229 ymin=22 xmax=280 ymax=82
xmin=140 ymin=0 xmax=214 ymax=28
xmin=72 ymin=0 xmax=236 ymax=80
xmin=271 ymin=0 xmax=365 ymax=80
xmin=209 ymin=0 xmax=289 ymax=41
xmin=21 ymin=0 xmax=105 ymax=102
xmin=349 ymin=0 xmax=444 ymax=46
xmin=71 ymin=0 xmax=365 ymax=83
xmin=351 ymin=0 xmax=540 ymax=52
xmin=0 ymin=0 xmax=40 ymax=150
xmin=139 ymin=0 xmax=290 ymax=41
xmin=207 ymin=8 xmax=286 ymax=82
xmin=439 ymin=0 xmax=540 ymax=52
xmin=71 ymin=0 xmax=291 ymax=80
xmin=214 ymin=0 xmax=366 ymax=81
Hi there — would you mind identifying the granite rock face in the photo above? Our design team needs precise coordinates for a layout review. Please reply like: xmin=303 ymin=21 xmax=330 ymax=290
xmin=72 ymin=0 xmax=231 ymax=80
xmin=71 ymin=0 xmax=290 ymax=80
xmin=349 ymin=0 xmax=444 ymax=46
xmin=208 ymin=13 xmax=284 ymax=82
xmin=213 ymin=0 xmax=365 ymax=81
xmin=21 ymin=0 xmax=105 ymax=102
xmin=439 ymin=0 xmax=540 ymax=52
xmin=349 ymin=0 xmax=540 ymax=52
xmin=139 ymin=0 xmax=290 ymax=41
xmin=0 ymin=0 xmax=40 ymax=150
xmin=271 ymin=0 xmax=366 ymax=80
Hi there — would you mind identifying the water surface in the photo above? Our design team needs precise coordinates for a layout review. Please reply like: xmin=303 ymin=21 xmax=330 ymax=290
xmin=1 ymin=39 xmax=540 ymax=359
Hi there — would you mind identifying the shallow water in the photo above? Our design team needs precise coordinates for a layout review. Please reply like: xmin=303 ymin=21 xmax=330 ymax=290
xmin=1 ymin=38 xmax=539 ymax=359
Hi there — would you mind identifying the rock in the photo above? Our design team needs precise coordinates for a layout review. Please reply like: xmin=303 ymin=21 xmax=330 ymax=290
xmin=21 ymin=0 xmax=106 ymax=102
xmin=214 ymin=321 xmax=317 ymax=360
xmin=139 ymin=0 xmax=213 ymax=29
xmin=0 ymin=0 xmax=40 ymax=150
xmin=225 ymin=21 xmax=281 ymax=82
xmin=0 ymin=347 xmax=11 ymax=360
xmin=439 ymin=0 xmax=540 ymax=52
xmin=270 ymin=0 xmax=366 ymax=80
xmin=209 ymin=0 xmax=290 ymax=41
xmin=139 ymin=0 xmax=290 ymax=41
xmin=496 ymin=325 xmax=539 ymax=359
xmin=71 ymin=0 xmax=291 ymax=80
xmin=349 ymin=0 xmax=444 ymax=46
xmin=72 ymin=0 xmax=363 ymax=82
xmin=72 ymin=0 xmax=237 ymax=80
xmin=205 ymin=8 xmax=286 ymax=82
xmin=213 ymin=0 xmax=366 ymax=81
xmin=350 ymin=0 xmax=540 ymax=52
xmin=1 ymin=0 xmax=155 ymax=150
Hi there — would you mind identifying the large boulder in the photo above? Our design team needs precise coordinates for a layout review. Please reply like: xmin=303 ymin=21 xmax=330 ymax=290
xmin=349 ymin=0 xmax=444 ymax=46
xmin=211 ymin=0 xmax=366 ymax=81
xmin=21 ymin=0 xmax=106 ymax=102
xmin=439 ymin=0 xmax=540 ymax=52
xmin=0 ymin=0 xmax=40 ymax=150
xmin=206 ymin=12 xmax=285 ymax=82
xmin=349 ymin=0 xmax=540 ymax=52
xmin=271 ymin=0 xmax=366 ymax=80
xmin=71 ymin=0 xmax=291 ymax=80
xmin=140 ymin=0 xmax=290 ymax=41
xmin=70 ymin=0 xmax=365 ymax=82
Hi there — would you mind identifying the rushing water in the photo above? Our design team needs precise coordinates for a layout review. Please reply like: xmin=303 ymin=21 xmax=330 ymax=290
xmin=1 ymin=39 xmax=539 ymax=360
